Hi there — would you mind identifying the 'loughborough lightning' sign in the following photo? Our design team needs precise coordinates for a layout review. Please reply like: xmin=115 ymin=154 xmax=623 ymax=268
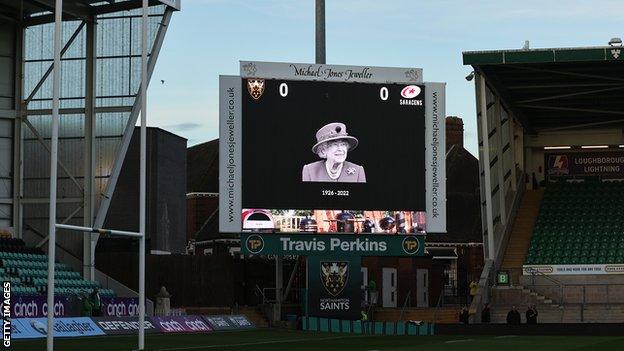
xmin=241 ymin=234 xmax=424 ymax=257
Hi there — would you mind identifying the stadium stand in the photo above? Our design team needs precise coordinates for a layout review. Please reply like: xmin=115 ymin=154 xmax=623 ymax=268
xmin=500 ymin=190 xmax=544 ymax=283
xmin=526 ymin=180 xmax=624 ymax=266
xmin=0 ymin=238 xmax=115 ymax=298
xmin=487 ymin=180 xmax=624 ymax=323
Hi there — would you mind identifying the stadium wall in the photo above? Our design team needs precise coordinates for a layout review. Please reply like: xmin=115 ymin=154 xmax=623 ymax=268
xmin=101 ymin=127 xmax=187 ymax=254
xmin=187 ymin=194 xmax=218 ymax=243
xmin=95 ymin=252 xmax=296 ymax=307
xmin=474 ymin=77 xmax=522 ymax=263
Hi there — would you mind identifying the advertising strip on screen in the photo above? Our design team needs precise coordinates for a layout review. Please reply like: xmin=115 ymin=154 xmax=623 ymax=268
xmin=202 ymin=315 xmax=255 ymax=330
xmin=93 ymin=317 xmax=159 ymax=335
xmin=150 ymin=316 xmax=213 ymax=333
xmin=15 ymin=317 xmax=105 ymax=338
xmin=241 ymin=234 xmax=424 ymax=257
xmin=218 ymin=75 xmax=243 ymax=233
xmin=425 ymin=82 xmax=446 ymax=233
xmin=240 ymin=61 xmax=423 ymax=84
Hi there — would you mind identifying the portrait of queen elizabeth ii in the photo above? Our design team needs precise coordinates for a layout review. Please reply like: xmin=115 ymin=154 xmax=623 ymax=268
xmin=302 ymin=122 xmax=366 ymax=183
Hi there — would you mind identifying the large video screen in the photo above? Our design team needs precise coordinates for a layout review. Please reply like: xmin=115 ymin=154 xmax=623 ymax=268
xmin=219 ymin=62 xmax=446 ymax=234
xmin=243 ymin=79 xmax=425 ymax=210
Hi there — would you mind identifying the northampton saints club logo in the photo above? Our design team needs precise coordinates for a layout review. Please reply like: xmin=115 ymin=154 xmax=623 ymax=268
xmin=402 ymin=236 xmax=420 ymax=255
xmin=245 ymin=234 xmax=264 ymax=254
xmin=247 ymin=78 xmax=265 ymax=100
xmin=321 ymin=261 xmax=349 ymax=297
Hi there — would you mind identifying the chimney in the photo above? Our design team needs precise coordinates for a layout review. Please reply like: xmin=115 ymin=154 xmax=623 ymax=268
xmin=446 ymin=116 xmax=464 ymax=150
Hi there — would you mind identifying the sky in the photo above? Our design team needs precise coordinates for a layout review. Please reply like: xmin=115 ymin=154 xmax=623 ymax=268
xmin=147 ymin=0 xmax=624 ymax=156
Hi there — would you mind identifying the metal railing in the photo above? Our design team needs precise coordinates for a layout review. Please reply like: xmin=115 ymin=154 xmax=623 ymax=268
xmin=470 ymin=175 xmax=527 ymax=323
xmin=255 ymin=284 xmax=266 ymax=305
xmin=432 ymin=286 xmax=446 ymax=325
xmin=398 ymin=290 xmax=411 ymax=321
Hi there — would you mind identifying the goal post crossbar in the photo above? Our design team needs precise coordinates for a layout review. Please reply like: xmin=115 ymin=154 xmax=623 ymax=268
xmin=55 ymin=223 xmax=142 ymax=238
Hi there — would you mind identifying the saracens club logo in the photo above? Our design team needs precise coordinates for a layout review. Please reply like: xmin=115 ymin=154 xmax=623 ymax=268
xmin=245 ymin=234 xmax=264 ymax=254
xmin=402 ymin=236 xmax=420 ymax=255
xmin=400 ymin=85 xmax=423 ymax=106
xmin=247 ymin=78 xmax=265 ymax=100
xmin=401 ymin=85 xmax=421 ymax=99
xmin=321 ymin=261 xmax=349 ymax=297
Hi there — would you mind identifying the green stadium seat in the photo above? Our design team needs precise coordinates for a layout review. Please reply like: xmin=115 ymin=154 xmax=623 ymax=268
xmin=525 ymin=181 xmax=624 ymax=266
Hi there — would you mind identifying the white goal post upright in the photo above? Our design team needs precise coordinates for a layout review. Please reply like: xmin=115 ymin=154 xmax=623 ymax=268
xmin=46 ymin=1 xmax=149 ymax=350
xmin=46 ymin=1 xmax=62 ymax=350
xmin=139 ymin=0 xmax=148 ymax=349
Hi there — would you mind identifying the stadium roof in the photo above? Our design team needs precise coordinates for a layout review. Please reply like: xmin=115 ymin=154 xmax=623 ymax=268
xmin=463 ymin=46 xmax=624 ymax=132
xmin=0 ymin=0 xmax=179 ymax=26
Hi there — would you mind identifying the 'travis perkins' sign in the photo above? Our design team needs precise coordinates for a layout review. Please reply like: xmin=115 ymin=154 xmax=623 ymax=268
xmin=241 ymin=234 xmax=424 ymax=257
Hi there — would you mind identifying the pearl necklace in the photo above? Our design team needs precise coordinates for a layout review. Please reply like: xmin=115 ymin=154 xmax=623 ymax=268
xmin=325 ymin=161 xmax=343 ymax=180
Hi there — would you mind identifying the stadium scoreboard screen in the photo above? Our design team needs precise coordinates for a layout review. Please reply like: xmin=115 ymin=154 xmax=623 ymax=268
xmin=219 ymin=61 xmax=446 ymax=234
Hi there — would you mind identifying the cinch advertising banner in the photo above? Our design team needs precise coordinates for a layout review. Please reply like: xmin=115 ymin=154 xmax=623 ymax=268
xmin=101 ymin=297 xmax=140 ymax=317
xmin=150 ymin=316 xmax=213 ymax=334
xmin=15 ymin=317 xmax=105 ymax=338
xmin=202 ymin=315 xmax=254 ymax=330
xmin=545 ymin=151 xmax=624 ymax=177
xmin=92 ymin=317 xmax=159 ymax=335
xmin=11 ymin=296 xmax=71 ymax=318
xmin=241 ymin=234 xmax=424 ymax=257
xmin=307 ymin=256 xmax=362 ymax=320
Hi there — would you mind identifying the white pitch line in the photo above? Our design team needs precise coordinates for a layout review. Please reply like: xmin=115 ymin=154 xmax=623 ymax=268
xmin=445 ymin=339 xmax=474 ymax=344
xmin=155 ymin=335 xmax=369 ymax=351
xmin=494 ymin=335 xmax=518 ymax=339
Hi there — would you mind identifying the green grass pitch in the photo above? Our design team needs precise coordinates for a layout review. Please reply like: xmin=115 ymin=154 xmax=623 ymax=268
xmin=10 ymin=329 xmax=624 ymax=351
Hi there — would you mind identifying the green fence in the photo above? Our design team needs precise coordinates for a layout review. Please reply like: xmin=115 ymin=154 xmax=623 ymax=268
xmin=302 ymin=317 xmax=433 ymax=336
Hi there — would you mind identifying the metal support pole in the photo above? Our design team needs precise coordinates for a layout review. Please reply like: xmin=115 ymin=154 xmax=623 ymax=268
xmin=13 ymin=8 xmax=24 ymax=239
xmin=139 ymin=0 xmax=148 ymax=348
xmin=494 ymin=98 xmax=506 ymax=225
xmin=478 ymin=75 xmax=495 ymax=260
xmin=47 ymin=1 xmax=63 ymax=350
xmin=84 ymin=19 xmax=97 ymax=281
xmin=509 ymin=115 xmax=517 ymax=192
xmin=275 ymin=255 xmax=283 ymax=322
xmin=315 ymin=0 xmax=325 ymax=64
